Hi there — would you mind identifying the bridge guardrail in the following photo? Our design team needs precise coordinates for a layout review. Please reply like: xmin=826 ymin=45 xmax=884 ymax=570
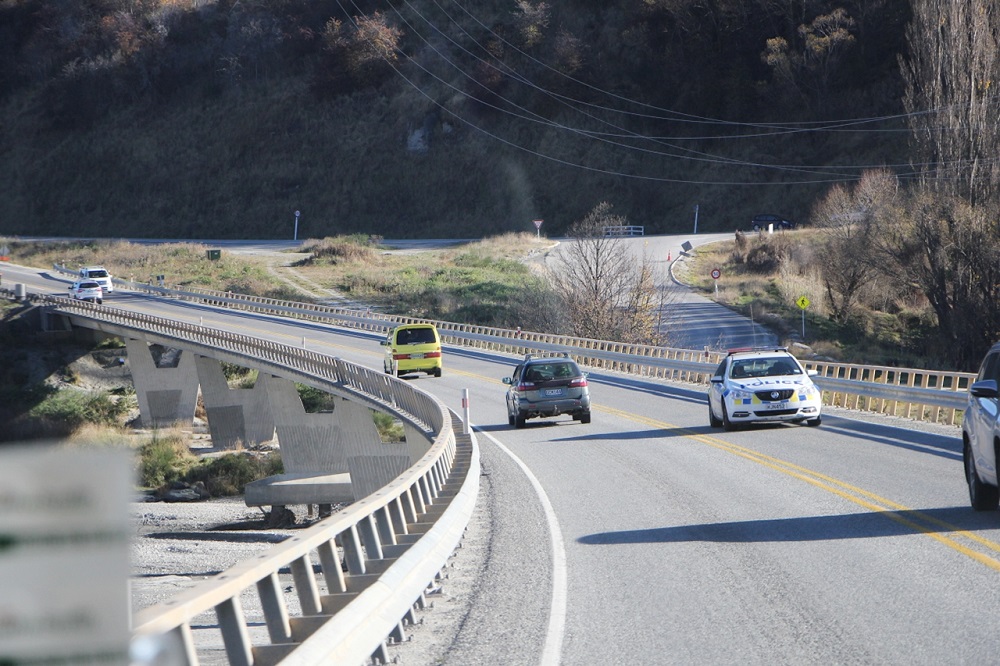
xmin=54 ymin=265 xmax=972 ymax=428
xmin=31 ymin=293 xmax=476 ymax=665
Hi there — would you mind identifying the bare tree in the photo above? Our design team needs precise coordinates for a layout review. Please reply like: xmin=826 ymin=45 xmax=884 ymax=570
xmin=862 ymin=190 xmax=1000 ymax=368
xmin=762 ymin=9 xmax=857 ymax=107
xmin=513 ymin=1 xmax=550 ymax=49
xmin=814 ymin=169 xmax=899 ymax=323
xmin=901 ymin=0 xmax=1000 ymax=205
xmin=550 ymin=202 xmax=662 ymax=344
xmin=317 ymin=12 xmax=403 ymax=92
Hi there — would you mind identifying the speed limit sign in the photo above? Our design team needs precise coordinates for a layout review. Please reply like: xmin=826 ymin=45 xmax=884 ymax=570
xmin=711 ymin=268 xmax=721 ymax=280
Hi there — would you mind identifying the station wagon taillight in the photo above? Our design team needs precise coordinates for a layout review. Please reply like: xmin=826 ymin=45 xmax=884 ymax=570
xmin=568 ymin=377 xmax=588 ymax=388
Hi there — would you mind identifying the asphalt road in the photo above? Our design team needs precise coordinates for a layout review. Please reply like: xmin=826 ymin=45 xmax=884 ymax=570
xmin=539 ymin=233 xmax=778 ymax=350
xmin=8 ymin=249 xmax=998 ymax=665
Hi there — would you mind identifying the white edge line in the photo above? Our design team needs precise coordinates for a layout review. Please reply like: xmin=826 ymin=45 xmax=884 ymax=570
xmin=476 ymin=426 xmax=567 ymax=666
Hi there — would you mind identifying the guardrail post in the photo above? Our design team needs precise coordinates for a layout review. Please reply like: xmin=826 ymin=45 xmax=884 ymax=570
xmin=358 ymin=514 xmax=384 ymax=560
xmin=256 ymin=573 xmax=293 ymax=643
xmin=290 ymin=554 xmax=323 ymax=616
xmin=215 ymin=598 xmax=254 ymax=666
xmin=462 ymin=388 xmax=470 ymax=434
xmin=341 ymin=525 xmax=366 ymax=575
xmin=317 ymin=538 xmax=348 ymax=594
xmin=375 ymin=505 xmax=398 ymax=547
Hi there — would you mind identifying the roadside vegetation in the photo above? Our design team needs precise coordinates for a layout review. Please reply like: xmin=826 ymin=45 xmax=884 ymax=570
xmin=0 ymin=1 xmax=915 ymax=239
xmin=682 ymin=229 xmax=941 ymax=369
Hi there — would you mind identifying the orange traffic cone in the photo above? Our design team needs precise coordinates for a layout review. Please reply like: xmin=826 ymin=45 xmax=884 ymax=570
xmin=667 ymin=251 xmax=672 ymax=261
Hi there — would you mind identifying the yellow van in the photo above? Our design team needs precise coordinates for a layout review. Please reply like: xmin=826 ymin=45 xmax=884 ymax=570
xmin=382 ymin=324 xmax=443 ymax=377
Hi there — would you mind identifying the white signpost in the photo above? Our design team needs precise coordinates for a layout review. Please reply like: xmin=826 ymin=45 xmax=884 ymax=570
xmin=533 ymin=219 xmax=543 ymax=238
xmin=0 ymin=446 xmax=132 ymax=664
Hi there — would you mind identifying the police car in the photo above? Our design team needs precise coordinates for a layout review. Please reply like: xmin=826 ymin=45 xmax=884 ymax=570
xmin=707 ymin=348 xmax=822 ymax=430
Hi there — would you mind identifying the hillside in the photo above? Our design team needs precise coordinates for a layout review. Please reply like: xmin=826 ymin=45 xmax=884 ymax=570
xmin=0 ymin=1 xmax=913 ymax=239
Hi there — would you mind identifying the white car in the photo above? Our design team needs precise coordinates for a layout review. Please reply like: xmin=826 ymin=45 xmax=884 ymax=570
xmin=69 ymin=280 xmax=103 ymax=304
xmin=708 ymin=348 xmax=822 ymax=430
xmin=79 ymin=265 xmax=114 ymax=293
xmin=962 ymin=341 xmax=1000 ymax=510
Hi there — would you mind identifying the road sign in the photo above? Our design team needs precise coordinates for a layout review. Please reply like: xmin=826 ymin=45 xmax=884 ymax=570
xmin=533 ymin=219 xmax=543 ymax=229
xmin=711 ymin=268 xmax=721 ymax=280
xmin=796 ymin=295 xmax=811 ymax=310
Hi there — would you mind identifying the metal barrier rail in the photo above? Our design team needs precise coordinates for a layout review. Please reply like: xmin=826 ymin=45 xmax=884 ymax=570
xmin=32 ymin=294 xmax=476 ymax=665
xmin=602 ymin=225 xmax=645 ymax=236
xmin=61 ymin=268 xmax=973 ymax=428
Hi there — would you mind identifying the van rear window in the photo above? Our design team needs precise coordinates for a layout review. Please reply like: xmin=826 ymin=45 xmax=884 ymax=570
xmin=397 ymin=328 xmax=437 ymax=344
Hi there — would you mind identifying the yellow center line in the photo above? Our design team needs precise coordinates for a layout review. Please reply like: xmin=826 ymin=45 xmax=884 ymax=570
xmin=184 ymin=322 xmax=1000 ymax=569
xmin=597 ymin=403 xmax=1000 ymax=570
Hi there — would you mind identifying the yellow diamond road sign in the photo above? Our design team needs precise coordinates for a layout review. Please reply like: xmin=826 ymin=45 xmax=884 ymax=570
xmin=796 ymin=296 xmax=810 ymax=310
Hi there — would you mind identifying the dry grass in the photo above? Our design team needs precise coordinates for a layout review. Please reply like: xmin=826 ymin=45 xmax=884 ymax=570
xmin=286 ymin=233 xmax=556 ymax=324
xmin=7 ymin=238 xmax=287 ymax=296
xmin=5 ymin=231 xmax=563 ymax=335
xmin=682 ymin=229 xmax=937 ymax=366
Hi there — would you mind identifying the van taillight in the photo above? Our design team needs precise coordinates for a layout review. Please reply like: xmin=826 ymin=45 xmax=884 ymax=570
xmin=426 ymin=351 xmax=441 ymax=358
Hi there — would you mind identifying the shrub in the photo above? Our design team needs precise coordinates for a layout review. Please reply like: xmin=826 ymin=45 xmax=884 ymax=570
xmin=301 ymin=235 xmax=377 ymax=263
xmin=744 ymin=236 xmax=791 ymax=274
xmin=138 ymin=432 xmax=197 ymax=488
xmin=29 ymin=389 xmax=130 ymax=430
xmin=298 ymin=384 xmax=339 ymax=412
xmin=373 ymin=410 xmax=405 ymax=442
xmin=184 ymin=452 xmax=283 ymax=496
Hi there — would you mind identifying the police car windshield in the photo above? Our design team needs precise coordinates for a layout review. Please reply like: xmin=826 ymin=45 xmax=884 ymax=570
xmin=730 ymin=357 xmax=800 ymax=378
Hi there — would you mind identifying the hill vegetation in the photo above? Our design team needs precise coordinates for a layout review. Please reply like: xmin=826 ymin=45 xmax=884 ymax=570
xmin=1 ymin=0 xmax=912 ymax=239
xmin=2 ymin=0 xmax=1000 ymax=370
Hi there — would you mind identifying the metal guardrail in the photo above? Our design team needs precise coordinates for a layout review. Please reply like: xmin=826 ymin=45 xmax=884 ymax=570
xmin=602 ymin=225 xmax=645 ymax=236
xmin=31 ymin=294 xmax=477 ymax=665
xmin=58 ymin=266 xmax=973 ymax=428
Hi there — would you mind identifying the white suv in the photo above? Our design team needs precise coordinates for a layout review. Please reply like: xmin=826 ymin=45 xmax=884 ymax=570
xmin=79 ymin=265 xmax=113 ymax=293
xmin=962 ymin=343 xmax=1000 ymax=510
xmin=69 ymin=280 xmax=103 ymax=304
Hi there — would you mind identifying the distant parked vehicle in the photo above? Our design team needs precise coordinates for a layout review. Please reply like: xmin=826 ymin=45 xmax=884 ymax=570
xmin=69 ymin=280 xmax=103 ymax=304
xmin=751 ymin=214 xmax=795 ymax=231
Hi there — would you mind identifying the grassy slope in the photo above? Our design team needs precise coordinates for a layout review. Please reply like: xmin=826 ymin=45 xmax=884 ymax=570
xmin=679 ymin=230 xmax=947 ymax=369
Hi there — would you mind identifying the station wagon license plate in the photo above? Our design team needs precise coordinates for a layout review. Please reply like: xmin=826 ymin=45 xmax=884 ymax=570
xmin=544 ymin=389 xmax=564 ymax=397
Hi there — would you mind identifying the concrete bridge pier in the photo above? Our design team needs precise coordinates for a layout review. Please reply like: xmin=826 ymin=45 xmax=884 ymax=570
xmin=246 ymin=375 xmax=434 ymax=522
xmin=194 ymin=355 xmax=276 ymax=450
xmin=124 ymin=338 xmax=199 ymax=428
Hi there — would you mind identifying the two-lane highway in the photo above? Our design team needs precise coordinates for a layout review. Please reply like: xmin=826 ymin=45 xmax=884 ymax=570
xmin=9 ymin=262 xmax=998 ymax=664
